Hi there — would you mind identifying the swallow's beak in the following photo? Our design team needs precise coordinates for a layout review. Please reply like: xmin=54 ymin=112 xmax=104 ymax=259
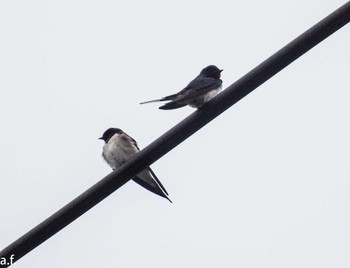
xmin=219 ymin=69 xmax=224 ymax=73
xmin=98 ymin=137 xmax=103 ymax=140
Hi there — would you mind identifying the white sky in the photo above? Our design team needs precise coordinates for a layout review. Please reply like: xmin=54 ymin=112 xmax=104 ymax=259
xmin=1 ymin=0 xmax=349 ymax=267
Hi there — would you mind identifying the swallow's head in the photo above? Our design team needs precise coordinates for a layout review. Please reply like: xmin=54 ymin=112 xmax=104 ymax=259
xmin=99 ymin=128 xmax=123 ymax=143
xmin=200 ymin=65 xmax=223 ymax=79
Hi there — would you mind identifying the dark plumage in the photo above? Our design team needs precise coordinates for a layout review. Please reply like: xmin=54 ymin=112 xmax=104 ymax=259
xmin=99 ymin=128 xmax=171 ymax=202
xmin=140 ymin=65 xmax=223 ymax=110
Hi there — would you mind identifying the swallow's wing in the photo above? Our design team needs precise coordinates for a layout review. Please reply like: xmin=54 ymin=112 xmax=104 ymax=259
xmin=175 ymin=77 xmax=222 ymax=102
xmin=158 ymin=77 xmax=222 ymax=110
xmin=139 ymin=76 xmax=213 ymax=105
xmin=129 ymin=136 xmax=139 ymax=150
xmin=158 ymin=101 xmax=188 ymax=110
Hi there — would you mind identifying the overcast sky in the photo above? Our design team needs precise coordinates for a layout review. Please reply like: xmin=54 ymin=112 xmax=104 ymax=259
xmin=1 ymin=0 xmax=349 ymax=267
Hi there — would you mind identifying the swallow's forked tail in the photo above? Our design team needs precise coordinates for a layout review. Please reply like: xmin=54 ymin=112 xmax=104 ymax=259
xmin=140 ymin=98 xmax=164 ymax=105
xmin=133 ymin=168 xmax=172 ymax=203
xmin=140 ymin=93 xmax=179 ymax=105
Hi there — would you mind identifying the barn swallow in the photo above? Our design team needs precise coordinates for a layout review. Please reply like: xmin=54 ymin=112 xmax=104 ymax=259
xmin=99 ymin=128 xmax=171 ymax=202
xmin=140 ymin=65 xmax=223 ymax=110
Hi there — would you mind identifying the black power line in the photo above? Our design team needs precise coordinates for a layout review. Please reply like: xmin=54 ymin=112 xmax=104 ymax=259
xmin=1 ymin=2 xmax=350 ymax=267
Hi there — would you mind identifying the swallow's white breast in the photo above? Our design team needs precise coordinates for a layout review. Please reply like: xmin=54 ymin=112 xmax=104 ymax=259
xmin=188 ymin=85 xmax=222 ymax=108
xmin=102 ymin=133 xmax=139 ymax=170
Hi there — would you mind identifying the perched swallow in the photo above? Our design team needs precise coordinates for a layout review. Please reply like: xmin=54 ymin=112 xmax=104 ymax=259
xmin=99 ymin=128 xmax=171 ymax=202
xmin=140 ymin=65 xmax=223 ymax=110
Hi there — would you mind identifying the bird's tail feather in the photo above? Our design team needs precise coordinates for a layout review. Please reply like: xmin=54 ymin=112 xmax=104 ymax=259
xmin=140 ymin=98 xmax=165 ymax=105
xmin=148 ymin=167 xmax=168 ymax=195
xmin=133 ymin=170 xmax=172 ymax=203
xmin=140 ymin=93 xmax=179 ymax=105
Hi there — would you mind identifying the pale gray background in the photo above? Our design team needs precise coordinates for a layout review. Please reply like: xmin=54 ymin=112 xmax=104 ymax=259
xmin=1 ymin=0 xmax=349 ymax=267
